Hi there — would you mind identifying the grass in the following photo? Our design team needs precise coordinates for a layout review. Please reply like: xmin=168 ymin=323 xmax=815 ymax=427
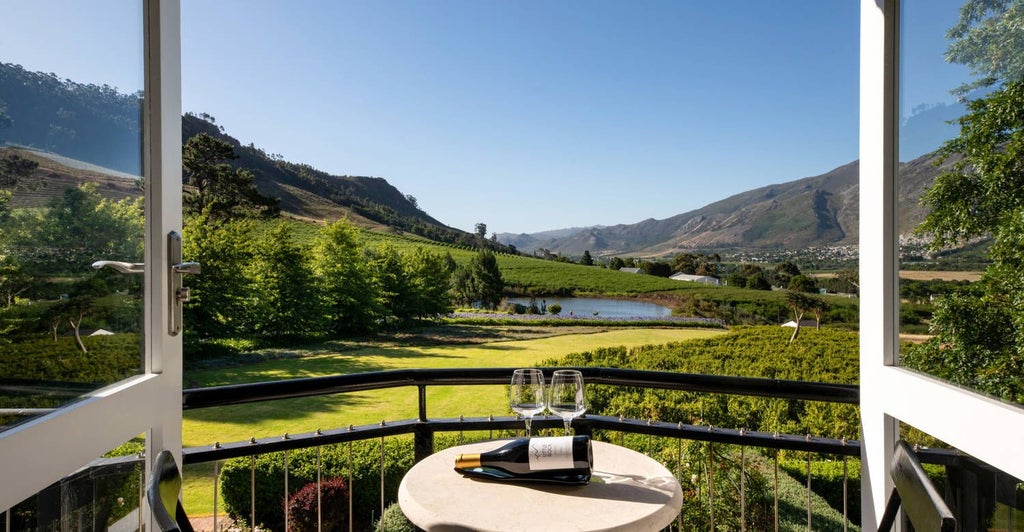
xmin=898 ymin=269 xmax=983 ymax=282
xmin=180 ymin=326 xmax=727 ymax=515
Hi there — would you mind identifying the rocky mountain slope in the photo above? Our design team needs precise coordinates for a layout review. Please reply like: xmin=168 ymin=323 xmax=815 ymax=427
xmin=501 ymin=153 xmax=952 ymax=257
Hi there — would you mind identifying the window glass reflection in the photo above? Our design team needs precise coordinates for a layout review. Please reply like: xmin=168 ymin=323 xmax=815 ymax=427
xmin=0 ymin=2 xmax=146 ymax=431
xmin=898 ymin=0 xmax=1024 ymax=406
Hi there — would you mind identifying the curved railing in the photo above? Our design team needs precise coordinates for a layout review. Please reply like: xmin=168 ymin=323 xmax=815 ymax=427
xmin=180 ymin=367 xmax=862 ymax=464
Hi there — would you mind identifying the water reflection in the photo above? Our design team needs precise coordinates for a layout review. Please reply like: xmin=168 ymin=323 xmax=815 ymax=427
xmin=504 ymin=297 xmax=672 ymax=318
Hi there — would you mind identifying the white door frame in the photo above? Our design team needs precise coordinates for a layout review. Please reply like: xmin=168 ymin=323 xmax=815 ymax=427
xmin=860 ymin=0 xmax=1024 ymax=527
xmin=0 ymin=3 xmax=183 ymax=527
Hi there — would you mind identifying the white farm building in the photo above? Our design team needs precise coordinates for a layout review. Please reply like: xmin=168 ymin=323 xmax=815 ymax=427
xmin=669 ymin=272 xmax=720 ymax=286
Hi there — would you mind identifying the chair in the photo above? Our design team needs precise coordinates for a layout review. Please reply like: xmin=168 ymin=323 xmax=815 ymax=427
xmin=146 ymin=450 xmax=195 ymax=532
xmin=878 ymin=440 xmax=958 ymax=531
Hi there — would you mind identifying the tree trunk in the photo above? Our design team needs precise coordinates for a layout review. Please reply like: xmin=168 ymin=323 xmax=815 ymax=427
xmin=69 ymin=314 xmax=87 ymax=354
xmin=789 ymin=309 xmax=805 ymax=344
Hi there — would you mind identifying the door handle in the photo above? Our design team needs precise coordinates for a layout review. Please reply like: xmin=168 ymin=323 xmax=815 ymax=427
xmin=168 ymin=231 xmax=200 ymax=336
xmin=91 ymin=260 xmax=145 ymax=274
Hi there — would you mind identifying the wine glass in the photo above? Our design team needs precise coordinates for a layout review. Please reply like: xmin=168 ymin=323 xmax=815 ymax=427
xmin=548 ymin=369 xmax=586 ymax=435
xmin=509 ymin=369 xmax=546 ymax=437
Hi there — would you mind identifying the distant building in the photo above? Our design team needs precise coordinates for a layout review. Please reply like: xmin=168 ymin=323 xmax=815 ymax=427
xmin=619 ymin=267 xmax=642 ymax=274
xmin=781 ymin=319 xmax=818 ymax=328
xmin=669 ymin=272 xmax=720 ymax=286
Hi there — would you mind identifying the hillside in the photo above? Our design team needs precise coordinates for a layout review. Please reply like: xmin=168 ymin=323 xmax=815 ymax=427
xmin=502 ymin=153 xmax=953 ymax=257
xmin=0 ymin=62 xmax=487 ymax=246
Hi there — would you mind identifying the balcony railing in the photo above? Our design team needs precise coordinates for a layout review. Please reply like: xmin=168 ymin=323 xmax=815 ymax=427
xmin=3 ymin=367 xmax=1020 ymax=531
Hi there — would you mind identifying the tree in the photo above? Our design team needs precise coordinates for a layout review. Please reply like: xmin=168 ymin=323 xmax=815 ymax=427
xmin=245 ymin=224 xmax=323 ymax=336
xmin=896 ymin=0 xmax=1024 ymax=402
xmin=581 ymin=250 xmax=594 ymax=266
xmin=640 ymin=261 xmax=672 ymax=277
xmin=50 ymin=274 xmax=109 ymax=353
xmin=472 ymin=249 xmax=504 ymax=310
xmin=0 ymin=153 xmax=40 ymax=190
xmin=474 ymin=223 xmax=487 ymax=240
xmin=784 ymin=291 xmax=817 ymax=344
xmin=182 ymin=214 xmax=256 ymax=338
xmin=945 ymin=0 xmax=1024 ymax=95
xmin=452 ymin=249 xmax=504 ymax=309
xmin=401 ymin=248 xmax=455 ymax=319
xmin=787 ymin=274 xmax=817 ymax=293
xmin=774 ymin=261 xmax=801 ymax=287
xmin=310 ymin=219 xmax=380 ymax=335
xmin=182 ymin=133 xmax=280 ymax=220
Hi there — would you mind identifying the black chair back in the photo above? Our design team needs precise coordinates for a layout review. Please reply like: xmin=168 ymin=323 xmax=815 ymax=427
xmin=146 ymin=450 xmax=194 ymax=532
xmin=878 ymin=440 xmax=958 ymax=531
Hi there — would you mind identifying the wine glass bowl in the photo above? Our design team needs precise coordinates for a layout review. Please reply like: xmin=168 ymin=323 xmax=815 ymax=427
xmin=548 ymin=369 xmax=586 ymax=435
xmin=509 ymin=368 xmax=546 ymax=437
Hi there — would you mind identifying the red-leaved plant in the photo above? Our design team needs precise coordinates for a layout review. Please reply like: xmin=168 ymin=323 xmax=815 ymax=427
xmin=285 ymin=476 xmax=349 ymax=532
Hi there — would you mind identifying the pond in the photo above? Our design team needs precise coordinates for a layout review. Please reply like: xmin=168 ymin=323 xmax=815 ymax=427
xmin=504 ymin=296 xmax=672 ymax=318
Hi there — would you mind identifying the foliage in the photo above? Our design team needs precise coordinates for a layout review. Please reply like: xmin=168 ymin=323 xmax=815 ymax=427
xmin=182 ymin=132 xmax=279 ymax=220
xmin=780 ymin=457 xmax=862 ymax=526
xmin=451 ymin=249 xmax=504 ymax=310
xmin=285 ymin=477 xmax=349 ymax=532
xmin=672 ymin=252 xmax=721 ymax=277
xmin=548 ymin=303 xmax=562 ymax=315
xmin=912 ymin=78 xmax=1024 ymax=404
xmin=220 ymin=437 xmax=415 ymax=531
xmin=547 ymin=326 xmax=860 ymax=439
xmin=311 ymin=220 xmax=380 ymax=336
xmin=374 ymin=502 xmax=414 ymax=532
xmin=246 ymin=224 xmax=324 ymax=336
xmin=944 ymin=0 xmax=1024 ymax=95
xmin=183 ymin=214 xmax=258 ymax=338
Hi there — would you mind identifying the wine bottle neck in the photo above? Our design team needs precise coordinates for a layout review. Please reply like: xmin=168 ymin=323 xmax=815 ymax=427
xmin=455 ymin=453 xmax=482 ymax=469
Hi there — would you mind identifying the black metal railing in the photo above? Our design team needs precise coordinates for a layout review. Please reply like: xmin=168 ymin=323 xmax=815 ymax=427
xmin=6 ymin=368 xmax=1019 ymax=531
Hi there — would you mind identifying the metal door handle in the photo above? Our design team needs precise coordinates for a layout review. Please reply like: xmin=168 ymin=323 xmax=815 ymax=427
xmin=92 ymin=260 xmax=145 ymax=274
xmin=169 ymin=232 xmax=199 ymax=336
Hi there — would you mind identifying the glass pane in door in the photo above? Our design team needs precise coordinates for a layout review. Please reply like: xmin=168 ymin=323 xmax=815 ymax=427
xmin=897 ymin=0 xmax=1024 ymax=407
xmin=0 ymin=2 xmax=146 ymax=431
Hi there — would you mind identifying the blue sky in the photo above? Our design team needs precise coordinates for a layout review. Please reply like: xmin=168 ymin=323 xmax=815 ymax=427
xmin=2 ymin=1 xmax=970 ymax=235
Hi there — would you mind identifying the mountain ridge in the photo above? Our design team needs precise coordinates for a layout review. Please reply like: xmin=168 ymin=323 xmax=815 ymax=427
xmin=499 ymin=154 xmax=950 ymax=257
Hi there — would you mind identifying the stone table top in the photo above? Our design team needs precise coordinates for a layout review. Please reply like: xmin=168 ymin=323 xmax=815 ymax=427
xmin=398 ymin=439 xmax=683 ymax=531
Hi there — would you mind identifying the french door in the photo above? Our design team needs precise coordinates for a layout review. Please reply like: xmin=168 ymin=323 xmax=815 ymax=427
xmin=0 ymin=1 xmax=183 ymax=527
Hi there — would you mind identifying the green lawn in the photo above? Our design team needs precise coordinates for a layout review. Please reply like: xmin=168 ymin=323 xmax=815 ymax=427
xmin=181 ymin=327 xmax=725 ymax=516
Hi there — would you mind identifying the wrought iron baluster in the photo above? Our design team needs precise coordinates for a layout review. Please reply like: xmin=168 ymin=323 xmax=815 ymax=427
xmin=347 ymin=437 xmax=354 ymax=532
xmin=138 ymin=452 xmax=144 ymax=532
xmin=708 ymin=441 xmax=715 ymax=531
xmin=213 ymin=459 xmax=219 ymax=532
xmin=740 ymin=444 xmax=746 ymax=532
xmin=842 ymin=454 xmax=848 ymax=532
xmin=284 ymin=447 xmax=290 ymax=532
xmin=677 ymin=430 xmax=683 ymax=532
xmin=317 ymin=444 xmax=322 ymax=532
xmin=774 ymin=449 xmax=779 ymax=532
xmin=250 ymin=454 xmax=256 ymax=532
xmin=380 ymin=431 xmax=386 ymax=521
xmin=806 ymin=450 xmax=812 ymax=531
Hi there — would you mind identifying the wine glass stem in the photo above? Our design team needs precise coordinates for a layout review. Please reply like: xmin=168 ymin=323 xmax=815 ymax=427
xmin=524 ymin=416 xmax=532 ymax=438
xmin=563 ymin=419 xmax=571 ymax=436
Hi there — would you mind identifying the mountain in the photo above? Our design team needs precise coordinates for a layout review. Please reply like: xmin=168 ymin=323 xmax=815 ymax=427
xmin=502 ymin=153 xmax=953 ymax=257
xmin=495 ymin=226 xmax=606 ymax=251
xmin=0 ymin=62 xmax=492 ymax=247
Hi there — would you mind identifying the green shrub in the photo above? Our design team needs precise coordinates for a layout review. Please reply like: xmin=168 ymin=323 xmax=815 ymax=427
xmin=220 ymin=437 xmax=414 ymax=531
xmin=780 ymin=458 xmax=862 ymax=526
xmin=374 ymin=502 xmax=414 ymax=532
xmin=286 ymin=476 xmax=349 ymax=532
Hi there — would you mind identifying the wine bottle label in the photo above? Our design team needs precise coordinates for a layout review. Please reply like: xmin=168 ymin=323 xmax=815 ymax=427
xmin=527 ymin=436 xmax=575 ymax=470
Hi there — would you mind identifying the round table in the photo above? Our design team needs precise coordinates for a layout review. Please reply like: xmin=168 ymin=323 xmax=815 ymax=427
xmin=398 ymin=440 xmax=683 ymax=531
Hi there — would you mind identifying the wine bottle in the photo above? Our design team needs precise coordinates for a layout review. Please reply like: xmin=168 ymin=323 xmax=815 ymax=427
xmin=454 ymin=436 xmax=593 ymax=484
